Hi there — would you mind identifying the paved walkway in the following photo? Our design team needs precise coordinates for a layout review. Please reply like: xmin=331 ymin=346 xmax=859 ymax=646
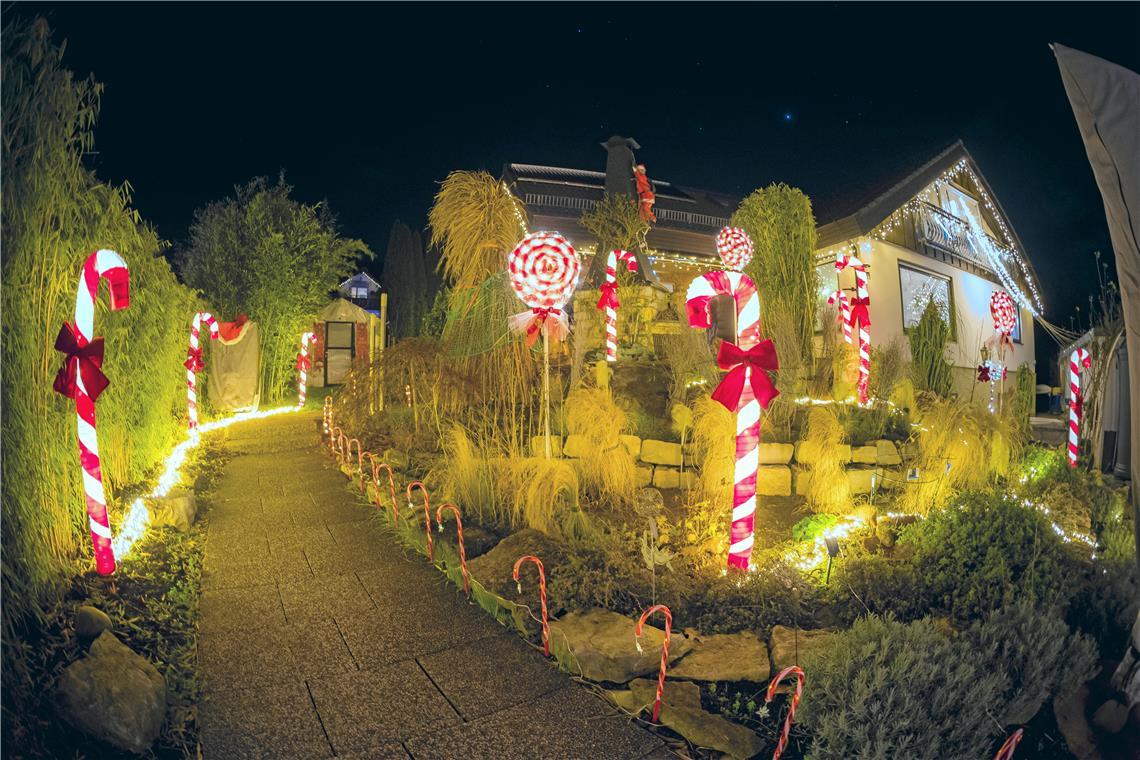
xmin=197 ymin=412 xmax=665 ymax=759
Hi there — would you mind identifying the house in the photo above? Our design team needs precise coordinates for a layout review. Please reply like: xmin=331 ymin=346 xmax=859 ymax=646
xmin=503 ymin=139 xmax=1042 ymax=400
xmin=338 ymin=272 xmax=383 ymax=314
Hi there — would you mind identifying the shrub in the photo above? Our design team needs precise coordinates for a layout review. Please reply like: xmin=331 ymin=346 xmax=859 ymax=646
xmin=909 ymin=298 xmax=953 ymax=397
xmin=564 ymin=387 xmax=637 ymax=505
xmin=905 ymin=491 xmax=1074 ymax=622
xmin=799 ymin=614 xmax=1005 ymax=759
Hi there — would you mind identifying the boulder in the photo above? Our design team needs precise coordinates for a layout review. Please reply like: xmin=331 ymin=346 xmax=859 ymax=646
xmin=641 ymin=440 xmax=683 ymax=467
xmin=875 ymin=439 xmax=903 ymax=465
xmin=75 ymin=605 xmax=113 ymax=643
xmin=671 ymin=631 xmax=769 ymax=682
xmin=847 ymin=468 xmax=875 ymax=494
xmin=795 ymin=441 xmax=851 ymax=465
xmin=620 ymin=435 xmax=642 ymax=459
xmin=55 ymin=631 xmax=166 ymax=755
xmin=635 ymin=466 xmax=654 ymax=487
xmin=793 ymin=467 xmax=811 ymax=497
xmin=758 ymin=443 xmax=795 ymax=465
xmin=563 ymin=434 xmax=589 ymax=459
xmin=653 ymin=467 xmax=680 ymax=490
xmin=1053 ymin=684 xmax=1103 ymax=760
xmin=628 ymin=679 xmax=764 ymax=760
xmin=458 ymin=525 xmax=499 ymax=559
xmin=1091 ymin=700 xmax=1129 ymax=734
xmin=757 ymin=466 xmax=792 ymax=496
xmin=851 ymin=446 xmax=878 ymax=465
xmin=548 ymin=608 xmax=693 ymax=684
xmin=146 ymin=491 xmax=196 ymax=533
xmin=769 ymin=625 xmax=835 ymax=671
xmin=467 ymin=529 xmax=567 ymax=599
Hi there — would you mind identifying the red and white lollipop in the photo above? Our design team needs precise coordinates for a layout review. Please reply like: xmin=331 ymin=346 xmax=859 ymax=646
xmin=716 ymin=226 xmax=754 ymax=271
xmin=507 ymin=232 xmax=581 ymax=346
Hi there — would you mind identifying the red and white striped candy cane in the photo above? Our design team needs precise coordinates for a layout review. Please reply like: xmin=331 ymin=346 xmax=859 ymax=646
xmin=513 ymin=555 xmax=549 ymax=656
xmin=407 ymin=480 xmax=434 ymax=561
xmin=836 ymin=250 xmax=871 ymax=404
xmin=323 ymin=396 xmax=332 ymax=437
xmin=992 ymin=728 xmax=1024 ymax=760
xmin=826 ymin=289 xmax=852 ymax=345
xmin=687 ymin=270 xmax=775 ymax=570
xmin=436 ymin=503 xmax=469 ymax=595
xmin=185 ymin=311 xmax=219 ymax=431
xmin=55 ymin=250 xmax=130 ymax=576
xmin=597 ymin=249 xmax=639 ymax=362
xmin=765 ymin=665 xmax=805 ymax=760
xmin=633 ymin=604 xmax=673 ymax=723
xmin=1068 ymin=348 xmax=1091 ymax=468
xmin=296 ymin=331 xmax=314 ymax=407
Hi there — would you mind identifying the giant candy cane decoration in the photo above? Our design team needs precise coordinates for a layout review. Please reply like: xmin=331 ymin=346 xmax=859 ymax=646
xmin=827 ymin=289 xmax=852 ymax=345
xmin=296 ymin=331 xmax=315 ymax=407
xmin=836 ymin=250 xmax=871 ymax=404
xmin=185 ymin=312 xmax=219 ymax=431
xmin=52 ymin=250 xmax=130 ymax=576
xmin=1068 ymin=348 xmax=1091 ymax=468
xmin=597 ymin=249 xmax=638 ymax=362
xmin=687 ymin=267 xmax=779 ymax=571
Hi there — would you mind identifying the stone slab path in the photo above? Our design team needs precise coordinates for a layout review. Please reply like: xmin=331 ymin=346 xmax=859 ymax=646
xmin=198 ymin=412 xmax=666 ymax=759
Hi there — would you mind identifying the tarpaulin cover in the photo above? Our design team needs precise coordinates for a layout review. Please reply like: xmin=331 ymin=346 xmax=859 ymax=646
xmin=208 ymin=318 xmax=260 ymax=411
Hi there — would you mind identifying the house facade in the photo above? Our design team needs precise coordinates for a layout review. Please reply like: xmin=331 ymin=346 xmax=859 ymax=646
xmin=338 ymin=272 xmax=382 ymax=314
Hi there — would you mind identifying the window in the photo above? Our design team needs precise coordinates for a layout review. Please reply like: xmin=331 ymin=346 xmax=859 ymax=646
xmin=814 ymin=262 xmax=838 ymax=333
xmin=898 ymin=263 xmax=954 ymax=333
xmin=350 ymin=285 xmax=368 ymax=299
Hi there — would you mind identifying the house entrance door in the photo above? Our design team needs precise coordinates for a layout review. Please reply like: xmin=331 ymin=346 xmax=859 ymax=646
xmin=325 ymin=321 xmax=355 ymax=385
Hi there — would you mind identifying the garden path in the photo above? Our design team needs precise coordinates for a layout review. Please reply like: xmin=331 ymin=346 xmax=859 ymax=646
xmin=197 ymin=411 xmax=666 ymax=759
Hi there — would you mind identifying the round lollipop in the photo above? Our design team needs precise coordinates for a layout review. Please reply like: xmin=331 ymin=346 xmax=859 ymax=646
xmin=716 ymin=226 xmax=753 ymax=271
xmin=990 ymin=290 xmax=1016 ymax=336
xmin=507 ymin=232 xmax=580 ymax=345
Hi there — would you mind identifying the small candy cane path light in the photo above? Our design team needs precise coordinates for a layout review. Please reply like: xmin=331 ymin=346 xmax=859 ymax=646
xmin=765 ymin=665 xmax=804 ymax=760
xmin=507 ymin=232 xmax=581 ymax=459
xmin=435 ymin=503 xmax=469 ymax=596
xmin=633 ymin=604 xmax=673 ymax=723
xmin=329 ymin=426 xmax=342 ymax=458
xmin=992 ymin=728 xmax=1024 ymax=760
xmin=687 ymin=231 xmax=779 ymax=571
xmin=513 ymin=555 xmax=549 ymax=656
xmin=295 ymin=331 xmax=315 ymax=407
xmin=1068 ymin=348 xmax=1092 ymax=468
xmin=359 ymin=451 xmax=379 ymax=494
xmin=52 ymin=250 xmax=130 ymax=576
xmin=337 ymin=430 xmax=349 ymax=466
xmin=406 ymin=481 xmax=434 ymax=561
xmin=322 ymin=396 xmax=333 ymax=437
xmin=597 ymin=249 xmax=638 ymax=362
xmin=184 ymin=312 xmax=219 ymax=431
xmin=836 ymin=247 xmax=871 ymax=404
xmin=370 ymin=458 xmax=399 ymax=521
xmin=345 ymin=438 xmax=364 ymax=487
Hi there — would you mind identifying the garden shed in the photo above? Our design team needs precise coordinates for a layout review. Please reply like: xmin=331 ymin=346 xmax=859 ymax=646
xmin=309 ymin=297 xmax=385 ymax=387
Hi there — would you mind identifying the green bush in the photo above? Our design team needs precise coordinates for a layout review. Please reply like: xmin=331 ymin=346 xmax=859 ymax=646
xmin=908 ymin=299 xmax=953 ymax=397
xmin=904 ymin=491 xmax=1074 ymax=622
xmin=799 ymin=614 xmax=1005 ymax=758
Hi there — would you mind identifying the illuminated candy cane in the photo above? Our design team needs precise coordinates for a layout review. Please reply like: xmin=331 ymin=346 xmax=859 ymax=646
xmin=322 ymin=396 xmax=332 ymax=437
xmin=513 ymin=555 xmax=549 ymax=656
xmin=765 ymin=665 xmax=804 ymax=760
xmin=345 ymin=438 xmax=364 ymax=489
xmin=295 ymin=331 xmax=314 ymax=407
xmin=687 ymin=267 xmax=779 ymax=571
xmin=185 ymin=312 xmax=219 ymax=431
xmin=992 ymin=728 xmax=1024 ymax=760
xmin=371 ymin=458 xmax=399 ymax=522
xmin=826 ymin=289 xmax=852 ymax=345
xmin=407 ymin=480 xmax=434 ymax=561
xmin=1068 ymin=348 xmax=1091 ymax=468
xmin=596 ymin=249 xmax=638 ymax=362
xmin=52 ymin=250 xmax=130 ymax=576
xmin=836 ymin=250 xmax=871 ymax=404
xmin=633 ymin=604 xmax=673 ymax=723
xmin=435 ymin=503 xmax=469 ymax=595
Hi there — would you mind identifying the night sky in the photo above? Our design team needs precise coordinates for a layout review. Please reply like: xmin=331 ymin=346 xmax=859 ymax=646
xmin=14 ymin=2 xmax=1140 ymax=365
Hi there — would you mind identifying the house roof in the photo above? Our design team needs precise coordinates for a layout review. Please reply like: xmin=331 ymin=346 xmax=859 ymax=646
xmin=339 ymin=271 xmax=381 ymax=290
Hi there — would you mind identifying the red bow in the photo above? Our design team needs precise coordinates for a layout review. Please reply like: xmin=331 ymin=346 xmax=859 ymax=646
xmin=977 ymin=364 xmax=991 ymax=383
xmin=1081 ymin=354 xmax=1092 ymax=370
xmin=184 ymin=346 xmax=205 ymax=372
xmin=53 ymin=322 xmax=108 ymax=401
xmin=524 ymin=308 xmax=557 ymax=348
xmin=1072 ymin=393 xmax=1084 ymax=418
xmin=596 ymin=282 xmax=620 ymax=311
xmin=710 ymin=339 xmax=780 ymax=412
xmin=295 ymin=353 xmax=311 ymax=371
xmin=848 ymin=297 xmax=871 ymax=328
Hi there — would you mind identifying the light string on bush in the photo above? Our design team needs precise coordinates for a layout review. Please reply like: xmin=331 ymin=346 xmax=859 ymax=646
xmin=185 ymin=311 xmax=219 ymax=431
xmin=597 ymin=249 xmax=638 ymax=362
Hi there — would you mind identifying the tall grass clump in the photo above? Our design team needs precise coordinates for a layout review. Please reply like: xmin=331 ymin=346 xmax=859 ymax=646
xmin=803 ymin=407 xmax=850 ymax=514
xmin=690 ymin=395 xmax=735 ymax=505
xmin=909 ymin=298 xmax=953 ymax=397
xmin=565 ymin=387 xmax=637 ymax=505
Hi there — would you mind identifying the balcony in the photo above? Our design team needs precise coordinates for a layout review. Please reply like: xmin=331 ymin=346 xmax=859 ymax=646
xmin=522 ymin=193 xmax=728 ymax=230
xmin=912 ymin=200 xmax=1012 ymax=274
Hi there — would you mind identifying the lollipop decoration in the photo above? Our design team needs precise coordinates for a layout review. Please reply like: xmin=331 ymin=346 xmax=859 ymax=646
xmin=52 ymin=249 xmax=130 ymax=576
xmin=508 ymin=232 xmax=581 ymax=458
xmin=983 ymin=290 xmax=1017 ymax=413
xmin=295 ymin=331 xmax=315 ymax=407
xmin=715 ymin=226 xmax=753 ymax=271
xmin=1068 ymin=348 xmax=1091 ymax=468
xmin=185 ymin=311 xmax=219 ymax=431
xmin=596 ymin=249 xmax=638 ymax=362
xmin=836 ymin=247 xmax=871 ymax=404
xmin=687 ymin=228 xmax=779 ymax=570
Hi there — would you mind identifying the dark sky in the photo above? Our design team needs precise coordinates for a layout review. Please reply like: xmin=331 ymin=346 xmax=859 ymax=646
xmin=14 ymin=2 xmax=1140 ymax=351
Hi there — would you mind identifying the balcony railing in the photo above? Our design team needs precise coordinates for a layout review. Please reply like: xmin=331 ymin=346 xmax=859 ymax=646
xmin=913 ymin=200 xmax=1013 ymax=273
xmin=523 ymin=193 xmax=728 ymax=230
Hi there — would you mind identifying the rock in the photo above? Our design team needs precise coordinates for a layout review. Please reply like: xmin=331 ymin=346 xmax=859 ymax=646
xmin=851 ymin=446 xmax=878 ymax=465
xmin=847 ymin=468 xmax=876 ymax=494
xmin=793 ymin=467 xmax=810 ymax=496
xmin=653 ymin=467 xmax=680 ymax=490
xmin=563 ymin=434 xmax=589 ymax=458
xmin=55 ymin=631 xmax=166 ymax=754
xmin=528 ymin=436 xmax=563 ymax=458
xmin=75 ymin=605 xmax=113 ymax=642
xmin=457 ymin=525 xmax=499 ymax=559
xmin=467 ymin=529 xmax=567 ymax=599
xmin=757 ymin=466 xmax=792 ymax=496
xmin=634 ymin=488 xmax=665 ymax=517
xmin=1091 ymin=700 xmax=1129 ymax=734
xmin=147 ymin=491 xmax=196 ymax=532
xmin=641 ymin=440 xmax=683 ymax=466
xmin=1054 ymin=684 xmax=1103 ymax=760
xmin=769 ymin=626 xmax=835 ymax=671
xmin=628 ymin=679 xmax=764 ymax=760
xmin=606 ymin=689 xmax=642 ymax=713
xmin=875 ymin=439 xmax=902 ymax=465
xmin=671 ymin=631 xmax=769 ymax=682
xmin=548 ymin=608 xmax=693 ymax=683
xmin=795 ymin=441 xmax=851 ymax=465
xmin=758 ymin=443 xmax=795 ymax=465
xmin=620 ymin=435 xmax=642 ymax=458
xmin=635 ymin=466 xmax=654 ymax=487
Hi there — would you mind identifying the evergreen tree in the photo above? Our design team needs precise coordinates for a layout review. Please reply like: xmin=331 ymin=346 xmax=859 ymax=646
xmin=382 ymin=220 xmax=432 ymax=339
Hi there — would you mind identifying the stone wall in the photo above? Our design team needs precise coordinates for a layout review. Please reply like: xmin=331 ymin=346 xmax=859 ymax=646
xmin=531 ymin=434 xmax=906 ymax=496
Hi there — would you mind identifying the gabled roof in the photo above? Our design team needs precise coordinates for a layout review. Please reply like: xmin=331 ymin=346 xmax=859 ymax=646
xmin=339 ymin=271 xmax=381 ymax=290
